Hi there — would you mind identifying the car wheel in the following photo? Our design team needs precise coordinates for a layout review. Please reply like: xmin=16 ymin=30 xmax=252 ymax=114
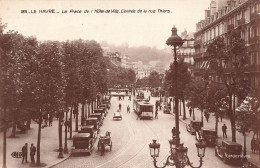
xmin=223 ymin=154 xmax=228 ymax=163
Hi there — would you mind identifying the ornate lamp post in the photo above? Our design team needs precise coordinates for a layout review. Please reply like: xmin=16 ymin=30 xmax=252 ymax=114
xmin=148 ymin=26 xmax=206 ymax=168
xmin=149 ymin=138 xmax=206 ymax=168
xmin=166 ymin=25 xmax=184 ymax=145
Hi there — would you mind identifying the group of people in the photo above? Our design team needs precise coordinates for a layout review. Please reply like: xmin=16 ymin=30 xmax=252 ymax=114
xmin=22 ymin=143 xmax=36 ymax=165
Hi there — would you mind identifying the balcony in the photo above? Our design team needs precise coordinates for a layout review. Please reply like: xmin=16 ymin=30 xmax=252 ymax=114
xmin=235 ymin=18 xmax=245 ymax=27
xmin=250 ymin=13 xmax=260 ymax=21
xmin=249 ymin=36 xmax=260 ymax=44
xmin=227 ymin=24 xmax=234 ymax=32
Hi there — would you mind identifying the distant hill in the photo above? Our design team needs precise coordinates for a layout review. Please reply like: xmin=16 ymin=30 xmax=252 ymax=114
xmin=100 ymin=41 xmax=172 ymax=66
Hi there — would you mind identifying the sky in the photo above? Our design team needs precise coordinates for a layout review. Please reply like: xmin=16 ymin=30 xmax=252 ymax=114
xmin=0 ymin=0 xmax=211 ymax=49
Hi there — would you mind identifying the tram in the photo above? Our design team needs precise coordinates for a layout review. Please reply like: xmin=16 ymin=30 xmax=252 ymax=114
xmin=133 ymin=99 xmax=154 ymax=119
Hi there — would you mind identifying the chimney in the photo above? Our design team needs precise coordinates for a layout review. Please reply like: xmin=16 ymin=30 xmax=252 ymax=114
xmin=210 ymin=0 xmax=217 ymax=15
xmin=205 ymin=9 xmax=210 ymax=19
xmin=216 ymin=0 xmax=228 ymax=11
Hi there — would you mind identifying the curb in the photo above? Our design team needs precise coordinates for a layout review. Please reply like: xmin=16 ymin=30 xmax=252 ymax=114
xmin=169 ymin=112 xmax=189 ymax=125
xmin=48 ymin=153 xmax=72 ymax=168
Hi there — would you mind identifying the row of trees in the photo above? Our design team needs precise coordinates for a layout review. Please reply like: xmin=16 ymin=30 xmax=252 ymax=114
xmin=164 ymin=29 xmax=260 ymax=143
xmin=0 ymin=20 xmax=111 ymax=166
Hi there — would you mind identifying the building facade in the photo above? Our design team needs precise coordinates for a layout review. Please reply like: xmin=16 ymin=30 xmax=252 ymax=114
xmin=179 ymin=30 xmax=195 ymax=65
xmin=194 ymin=0 xmax=260 ymax=88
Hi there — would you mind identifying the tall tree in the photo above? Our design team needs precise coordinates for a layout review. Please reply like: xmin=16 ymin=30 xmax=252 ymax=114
xmin=206 ymin=30 xmax=249 ymax=142
xmin=148 ymin=71 xmax=161 ymax=88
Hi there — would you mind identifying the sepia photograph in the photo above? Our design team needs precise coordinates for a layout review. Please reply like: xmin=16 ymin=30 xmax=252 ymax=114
xmin=0 ymin=0 xmax=259 ymax=168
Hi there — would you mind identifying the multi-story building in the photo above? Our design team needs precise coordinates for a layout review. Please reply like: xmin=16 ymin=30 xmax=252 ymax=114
xmin=179 ymin=30 xmax=195 ymax=65
xmin=194 ymin=0 xmax=260 ymax=88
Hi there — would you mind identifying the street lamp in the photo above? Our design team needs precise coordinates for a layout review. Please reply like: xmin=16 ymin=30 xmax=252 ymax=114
xmin=166 ymin=25 xmax=184 ymax=143
xmin=148 ymin=26 xmax=206 ymax=168
xmin=149 ymin=138 xmax=206 ymax=168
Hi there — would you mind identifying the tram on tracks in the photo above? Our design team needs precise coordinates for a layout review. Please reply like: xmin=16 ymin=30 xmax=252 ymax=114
xmin=133 ymin=98 xmax=154 ymax=119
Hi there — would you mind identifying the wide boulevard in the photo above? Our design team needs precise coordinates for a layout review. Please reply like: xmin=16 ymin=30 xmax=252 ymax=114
xmin=54 ymin=91 xmax=237 ymax=168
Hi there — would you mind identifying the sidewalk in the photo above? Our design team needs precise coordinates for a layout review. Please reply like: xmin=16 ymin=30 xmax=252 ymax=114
xmin=0 ymin=115 xmax=77 ymax=168
xmin=170 ymin=102 xmax=260 ymax=164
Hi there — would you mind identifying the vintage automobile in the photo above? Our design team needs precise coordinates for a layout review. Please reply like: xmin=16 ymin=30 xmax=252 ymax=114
xmin=98 ymin=104 xmax=108 ymax=116
xmin=89 ymin=113 xmax=104 ymax=126
xmin=71 ymin=133 xmax=94 ymax=154
xmin=215 ymin=140 xmax=243 ymax=165
xmin=113 ymin=112 xmax=122 ymax=120
xmin=78 ymin=125 xmax=97 ymax=141
xmin=186 ymin=120 xmax=203 ymax=135
xmin=94 ymin=108 xmax=105 ymax=117
xmin=102 ymin=100 xmax=111 ymax=109
xmin=242 ymin=157 xmax=260 ymax=168
xmin=85 ymin=118 xmax=100 ymax=134
xmin=196 ymin=128 xmax=217 ymax=146
xmin=163 ymin=105 xmax=171 ymax=114
xmin=97 ymin=131 xmax=112 ymax=156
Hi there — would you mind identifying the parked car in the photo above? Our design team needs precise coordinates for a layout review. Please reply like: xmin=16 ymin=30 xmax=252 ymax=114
xmin=89 ymin=113 xmax=104 ymax=126
xmin=94 ymin=108 xmax=105 ymax=117
xmin=186 ymin=120 xmax=202 ymax=135
xmin=71 ymin=133 xmax=94 ymax=154
xmin=85 ymin=118 xmax=100 ymax=134
xmin=78 ymin=125 xmax=97 ymax=141
xmin=215 ymin=140 xmax=243 ymax=165
xmin=196 ymin=128 xmax=217 ymax=146
xmin=113 ymin=112 xmax=122 ymax=120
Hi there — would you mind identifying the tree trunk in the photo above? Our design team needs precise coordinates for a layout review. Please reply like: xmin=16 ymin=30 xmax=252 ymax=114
xmin=10 ymin=125 xmax=16 ymax=137
xmin=182 ymin=97 xmax=186 ymax=120
xmin=193 ymin=108 xmax=195 ymax=120
xmin=70 ymin=104 xmax=73 ymax=139
xmin=215 ymin=115 xmax=219 ymax=137
xmin=36 ymin=115 xmax=42 ymax=165
xmin=3 ymin=107 xmax=7 ymax=168
xmin=179 ymin=99 xmax=182 ymax=116
xmin=243 ymin=132 xmax=246 ymax=157
xmin=229 ymin=93 xmax=236 ymax=142
xmin=75 ymin=103 xmax=78 ymax=132
xmin=201 ymin=110 xmax=204 ymax=127
xmin=81 ymin=102 xmax=85 ymax=126
xmin=26 ymin=119 xmax=31 ymax=129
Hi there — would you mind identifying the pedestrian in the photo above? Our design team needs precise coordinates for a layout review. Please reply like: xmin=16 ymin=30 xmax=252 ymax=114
xmin=222 ymin=124 xmax=227 ymax=138
xmin=136 ymin=111 xmax=141 ymax=120
xmin=48 ymin=115 xmax=52 ymax=126
xmin=22 ymin=143 xmax=28 ymax=164
xmin=155 ymin=109 xmax=158 ymax=119
xmin=205 ymin=112 xmax=210 ymax=122
xmin=251 ymin=138 xmax=256 ymax=153
xmin=66 ymin=119 xmax=71 ymax=132
xmin=148 ymin=96 xmax=150 ymax=101
xmin=123 ymin=95 xmax=124 ymax=100
xmin=129 ymin=95 xmax=131 ymax=101
xmin=189 ymin=107 xmax=192 ymax=117
xmin=30 ymin=143 xmax=36 ymax=164
xmin=127 ymin=105 xmax=130 ymax=113
xmin=119 ymin=103 xmax=122 ymax=111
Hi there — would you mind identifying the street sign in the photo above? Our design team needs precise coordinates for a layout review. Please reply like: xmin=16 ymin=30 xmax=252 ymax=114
xmin=11 ymin=151 xmax=23 ymax=158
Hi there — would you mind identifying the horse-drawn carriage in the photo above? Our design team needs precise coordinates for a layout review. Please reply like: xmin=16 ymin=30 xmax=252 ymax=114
xmin=97 ymin=131 xmax=112 ymax=156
